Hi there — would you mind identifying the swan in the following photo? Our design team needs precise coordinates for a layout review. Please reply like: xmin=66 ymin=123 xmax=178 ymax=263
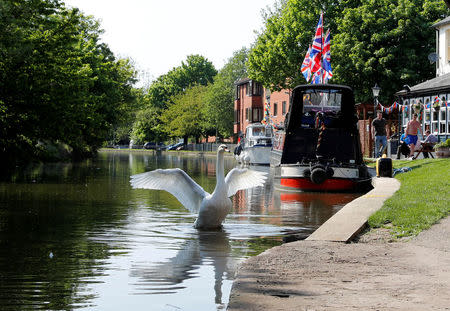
xmin=130 ymin=144 xmax=267 ymax=230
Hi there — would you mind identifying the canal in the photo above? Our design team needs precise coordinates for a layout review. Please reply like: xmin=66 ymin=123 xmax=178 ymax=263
xmin=0 ymin=151 xmax=360 ymax=311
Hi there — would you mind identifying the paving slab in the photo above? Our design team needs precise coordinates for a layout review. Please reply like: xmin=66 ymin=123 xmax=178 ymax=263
xmin=306 ymin=177 xmax=401 ymax=242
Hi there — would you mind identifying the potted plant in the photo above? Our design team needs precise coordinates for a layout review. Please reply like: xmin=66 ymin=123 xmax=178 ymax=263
xmin=435 ymin=138 xmax=450 ymax=158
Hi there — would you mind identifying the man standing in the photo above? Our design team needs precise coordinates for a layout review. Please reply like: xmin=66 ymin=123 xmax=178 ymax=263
xmin=372 ymin=111 xmax=388 ymax=158
xmin=405 ymin=113 xmax=421 ymax=158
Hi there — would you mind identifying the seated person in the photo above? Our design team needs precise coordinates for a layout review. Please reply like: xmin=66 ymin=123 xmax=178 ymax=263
xmin=397 ymin=133 xmax=410 ymax=159
xmin=420 ymin=130 xmax=438 ymax=158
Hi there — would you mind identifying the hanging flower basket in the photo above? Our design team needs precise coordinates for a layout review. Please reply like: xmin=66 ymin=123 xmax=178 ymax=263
xmin=413 ymin=103 xmax=421 ymax=113
xmin=433 ymin=102 xmax=441 ymax=112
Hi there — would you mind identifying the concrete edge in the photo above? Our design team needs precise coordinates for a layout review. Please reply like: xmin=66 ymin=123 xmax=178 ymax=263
xmin=306 ymin=177 xmax=401 ymax=242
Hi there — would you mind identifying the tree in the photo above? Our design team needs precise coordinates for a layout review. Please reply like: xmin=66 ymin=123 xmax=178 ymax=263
xmin=160 ymin=85 xmax=208 ymax=143
xmin=0 ymin=0 xmax=137 ymax=164
xmin=248 ymin=0 xmax=446 ymax=104
xmin=130 ymin=105 xmax=166 ymax=144
xmin=333 ymin=0 xmax=447 ymax=103
xmin=204 ymin=48 xmax=249 ymax=139
xmin=247 ymin=0 xmax=359 ymax=91
xmin=146 ymin=54 xmax=217 ymax=109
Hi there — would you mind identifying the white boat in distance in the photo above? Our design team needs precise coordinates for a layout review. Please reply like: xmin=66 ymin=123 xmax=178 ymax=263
xmin=235 ymin=123 xmax=273 ymax=165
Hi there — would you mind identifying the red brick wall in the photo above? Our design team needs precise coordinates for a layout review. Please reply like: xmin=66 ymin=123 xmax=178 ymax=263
xmin=269 ymin=90 xmax=290 ymax=128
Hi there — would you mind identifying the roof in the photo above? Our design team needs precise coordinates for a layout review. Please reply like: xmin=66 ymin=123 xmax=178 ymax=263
xmin=433 ymin=16 xmax=450 ymax=28
xmin=395 ymin=73 xmax=450 ymax=97
xmin=234 ymin=78 xmax=251 ymax=86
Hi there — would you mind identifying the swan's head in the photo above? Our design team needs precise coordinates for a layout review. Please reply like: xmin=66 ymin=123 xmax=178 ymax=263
xmin=217 ymin=144 xmax=230 ymax=154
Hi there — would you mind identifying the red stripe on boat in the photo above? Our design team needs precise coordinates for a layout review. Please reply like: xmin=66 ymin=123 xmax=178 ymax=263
xmin=280 ymin=178 xmax=356 ymax=191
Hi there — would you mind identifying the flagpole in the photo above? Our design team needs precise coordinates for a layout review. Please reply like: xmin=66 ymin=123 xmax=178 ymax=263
xmin=321 ymin=12 xmax=325 ymax=84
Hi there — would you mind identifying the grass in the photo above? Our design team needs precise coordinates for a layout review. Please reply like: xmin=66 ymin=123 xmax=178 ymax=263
xmin=367 ymin=158 xmax=450 ymax=238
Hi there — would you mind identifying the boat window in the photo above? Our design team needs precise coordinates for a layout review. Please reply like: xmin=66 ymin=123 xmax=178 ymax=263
xmin=253 ymin=127 xmax=263 ymax=136
xmin=303 ymin=89 xmax=342 ymax=112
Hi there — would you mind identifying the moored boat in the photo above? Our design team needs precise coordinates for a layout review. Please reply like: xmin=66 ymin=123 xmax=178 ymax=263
xmin=270 ymin=84 xmax=372 ymax=192
xmin=235 ymin=123 xmax=273 ymax=165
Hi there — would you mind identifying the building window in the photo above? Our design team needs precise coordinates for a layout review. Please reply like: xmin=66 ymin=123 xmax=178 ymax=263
xmin=235 ymin=86 xmax=240 ymax=100
xmin=246 ymin=81 xmax=252 ymax=96
xmin=273 ymin=103 xmax=278 ymax=116
xmin=253 ymin=82 xmax=262 ymax=96
xmin=252 ymin=108 xmax=262 ymax=122
xmin=234 ymin=110 xmax=240 ymax=124
xmin=282 ymin=101 xmax=286 ymax=115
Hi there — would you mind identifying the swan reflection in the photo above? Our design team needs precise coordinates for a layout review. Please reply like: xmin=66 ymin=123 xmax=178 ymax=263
xmin=130 ymin=230 xmax=236 ymax=305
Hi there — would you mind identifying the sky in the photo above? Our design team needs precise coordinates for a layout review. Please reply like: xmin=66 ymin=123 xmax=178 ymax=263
xmin=63 ymin=0 xmax=275 ymax=85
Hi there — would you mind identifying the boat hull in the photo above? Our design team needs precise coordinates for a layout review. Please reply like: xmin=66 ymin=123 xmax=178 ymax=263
xmin=273 ymin=164 xmax=372 ymax=192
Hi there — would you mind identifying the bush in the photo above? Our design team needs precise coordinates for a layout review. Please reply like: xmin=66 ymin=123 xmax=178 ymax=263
xmin=435 ymin=138 xmax=450 ymax=149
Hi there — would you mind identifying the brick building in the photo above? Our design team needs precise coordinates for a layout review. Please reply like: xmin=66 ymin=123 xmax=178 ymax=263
xmin=234 ymin=78 xmax=290 ymax=139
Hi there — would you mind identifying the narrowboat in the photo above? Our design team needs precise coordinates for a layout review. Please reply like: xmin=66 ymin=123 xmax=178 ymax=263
xmin=270 ymin=84 xmax=372 ymax=191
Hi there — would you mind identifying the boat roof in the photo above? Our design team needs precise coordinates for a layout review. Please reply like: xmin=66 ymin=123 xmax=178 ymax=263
xmin=292 ymin=84 xmax=354 ymax=93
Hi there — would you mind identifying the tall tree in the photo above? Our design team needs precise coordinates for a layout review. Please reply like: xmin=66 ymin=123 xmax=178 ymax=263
xmin=247 ymin=0 xmax=446 ymax=104
xmin=333 ymin=0 xmax=447 ymax=103
xmin=0 ymin=0 xmax=137 ymax=164
xmin=146 ymin=54 xmax=217 ymax=109
xmin=160 ymin=85 xmax=208 ymax=144
xmin=204 ymin=48 xmax=249 ymax=139
xmin=247 ymin=0 xmax=360 ymax=91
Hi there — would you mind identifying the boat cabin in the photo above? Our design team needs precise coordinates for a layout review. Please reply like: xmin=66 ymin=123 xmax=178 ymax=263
xmin=244 ymin=123 xmax=273 ymax=147
xmin=280 ymin=84 xmax=363 ymax=166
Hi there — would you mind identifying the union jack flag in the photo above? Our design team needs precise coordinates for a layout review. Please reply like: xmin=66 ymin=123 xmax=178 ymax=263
xmin=309 ymin=13 xmax=323 ymax=74
xmin=301 ymin=45 xmax=312 ymax=82
xmin=311 ymin=68 xmax=323 ymax=84
xmin=322 ymin=29 xmax=332 ymax=83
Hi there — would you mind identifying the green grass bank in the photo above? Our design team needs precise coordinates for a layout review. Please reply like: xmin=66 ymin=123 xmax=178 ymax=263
xmin=368 ymin=158 xmax=450 ymax=238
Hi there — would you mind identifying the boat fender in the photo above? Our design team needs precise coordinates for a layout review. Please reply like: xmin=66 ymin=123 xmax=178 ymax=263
xmin=310 ymin=164 xmax=327 ymax=184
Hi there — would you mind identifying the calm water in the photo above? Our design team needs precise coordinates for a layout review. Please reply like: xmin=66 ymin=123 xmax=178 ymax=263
xmin=0 ymin=151 xmax=360 ymax=311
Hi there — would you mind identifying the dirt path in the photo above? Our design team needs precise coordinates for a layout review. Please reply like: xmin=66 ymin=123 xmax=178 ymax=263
xmin=228 ymin=216 xmax=450 ymax=311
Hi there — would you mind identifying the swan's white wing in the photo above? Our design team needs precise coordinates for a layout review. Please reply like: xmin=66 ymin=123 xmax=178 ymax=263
xmin=130 ymin=168 xmax=208 ymax=213
xmin=224 ymin=168 xmax=267 ymax=197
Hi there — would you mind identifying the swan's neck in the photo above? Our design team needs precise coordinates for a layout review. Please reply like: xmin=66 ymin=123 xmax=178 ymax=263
xmin=214 ymin=151 xmax=225 ymax=194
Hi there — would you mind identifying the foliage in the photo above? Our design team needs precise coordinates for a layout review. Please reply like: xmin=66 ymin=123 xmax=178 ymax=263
xmin=0 ymin=0 xmax=137 ymax=164
xmin=368 ymin=158 xmax=450 ymax=237
xmin=248 ymin=0 xmax=447 ymax=104
xmin=435 ymin=138 xmax=450 ymax=149
xmin=146 ymin=54 xmax=217 ymax=109
xmin=204 ymin=48 xmax=249 ymax=139
xmin=333 ymin=0 xmax=447 ymax=103
xmin=248 ymin=0 xmax=360 ymax=91
xmin=160 ymin=85 xmax=208 ymax=142
xmin=130 ymin=105 xmax=166 ymax=144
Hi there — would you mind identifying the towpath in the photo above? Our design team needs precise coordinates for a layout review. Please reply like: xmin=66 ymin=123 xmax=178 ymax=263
xmin=228 ymin=178 xmax=450 ymax=310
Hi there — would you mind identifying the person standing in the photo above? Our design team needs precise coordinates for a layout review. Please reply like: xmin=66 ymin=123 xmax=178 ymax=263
xmin=372 ymin=111 xmax=388 ymax=158
xmin=405 ymin=113 xmax=421 ymax=158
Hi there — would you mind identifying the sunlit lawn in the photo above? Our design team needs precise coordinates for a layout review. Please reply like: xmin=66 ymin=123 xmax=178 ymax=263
xmin=368 ymin=158 xmax=450 ymax=238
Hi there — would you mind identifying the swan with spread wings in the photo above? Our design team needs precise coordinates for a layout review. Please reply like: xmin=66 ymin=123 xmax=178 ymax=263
xmin=130 ymin=144 xmax=267 ymax=229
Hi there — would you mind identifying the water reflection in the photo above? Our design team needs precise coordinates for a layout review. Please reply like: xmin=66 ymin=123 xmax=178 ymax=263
xmin=131 ymin=231 xmax=234 ymax=304
xmin=0 ymin=151 xmax=361 ymax=311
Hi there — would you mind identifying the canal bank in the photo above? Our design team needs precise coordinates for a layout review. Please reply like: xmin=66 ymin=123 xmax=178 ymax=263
xmin=227 ymin=177 xmax=450 ymax=310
